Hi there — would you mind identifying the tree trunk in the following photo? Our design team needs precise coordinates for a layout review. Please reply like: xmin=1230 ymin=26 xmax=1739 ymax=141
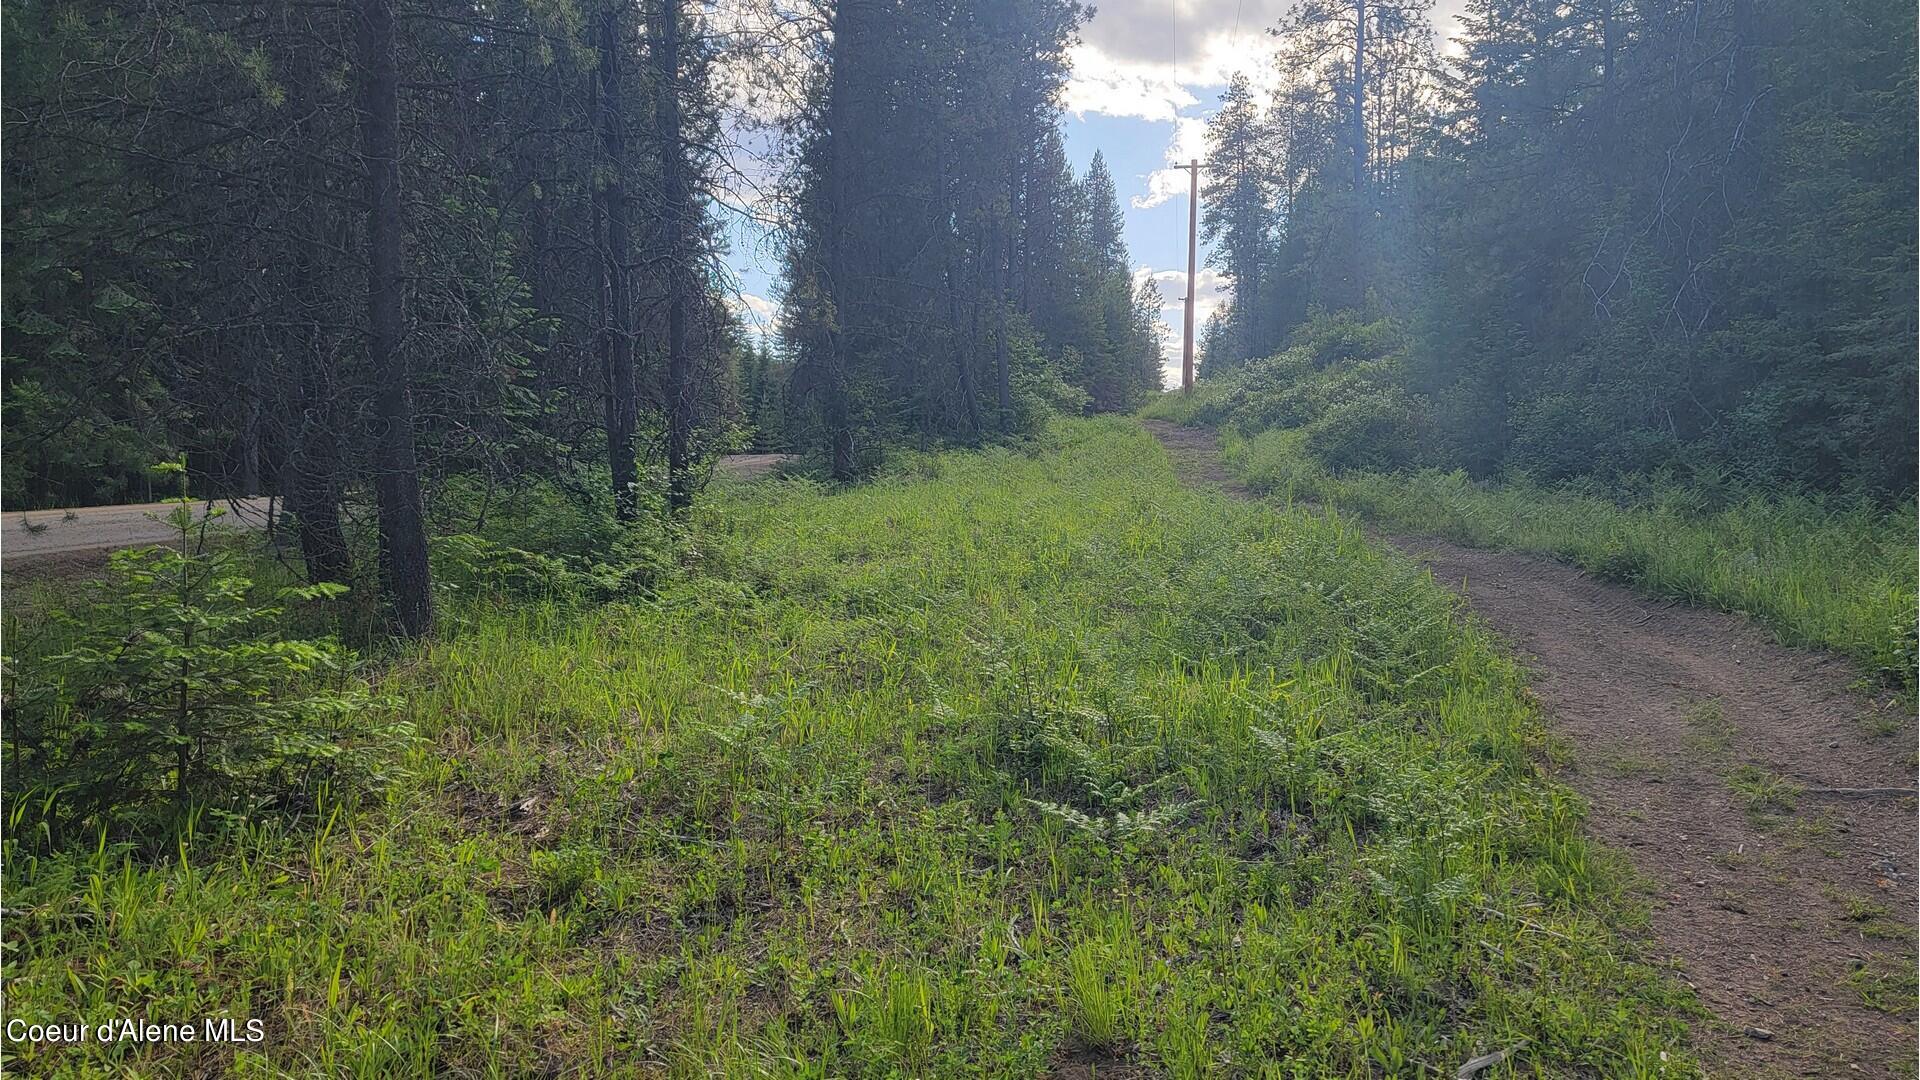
xmin=1352 ymin=0 xmax=1366 ymax=198
xmin=281 ymin=40 xmax=353 ymax=587
xmin=1349 ymin=0 xmax=1368 ymax=304
xmin=598 ymin=5 xmax=640 ymax=520
xmin=822 ymin=0 xmax=859 ymax=481
xmin=994 ymin=213 xmax=1012 ymax=425
xmin=236 ymin=373 xmax=261 ymax=497
xmin=358 ymin=0 xmax=434 ymax=638
xmin=657 ymin=0 xmax=694 ymax=513
xmin=288 ymin=304 xmax=352 ymax=586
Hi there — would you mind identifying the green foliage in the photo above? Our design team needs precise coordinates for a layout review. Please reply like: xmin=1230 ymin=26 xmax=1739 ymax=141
xmin=4 ymin=421 xmax=1696 ymax=1075
xmin=5 ymin=501 xmax=401 ymax=848
xmin=1179 ymin=0 xmax=1915 ymax=499
xmin=1162 ymin=313 xmax=1427 ymax=471
xmin=426 ymin=472 xmax=679 ymax=610
xmin=1226 ymin=428 xmax=1919 ymax=693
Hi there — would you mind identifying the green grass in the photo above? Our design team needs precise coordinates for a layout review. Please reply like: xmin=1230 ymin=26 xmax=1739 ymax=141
xmin=1139 ymin=381 xmax=1235 ymax=428
xmin=3 ymin=419 xmax=1698 ymax=1076
xmin=1222 ymin=427 xmax=1918 ymax=694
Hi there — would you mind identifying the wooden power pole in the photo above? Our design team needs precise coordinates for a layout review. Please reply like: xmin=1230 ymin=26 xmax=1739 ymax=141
xmin=1175 ymin=159 xmax=1202 ymax=392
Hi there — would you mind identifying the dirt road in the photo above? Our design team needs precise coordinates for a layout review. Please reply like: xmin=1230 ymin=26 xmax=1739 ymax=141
xmin=3 ymin=455 xmax=798 ymax=575
xmin=1145 ymin=420 xmax=1918 ymax=1078
xmin=4 ymin=497 xmax=276 ymax=570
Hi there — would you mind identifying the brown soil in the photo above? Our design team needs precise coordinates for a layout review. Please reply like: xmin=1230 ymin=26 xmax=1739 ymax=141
xmin=2 ymin=545 xmax=122 ymax=582
xmin=717 ymin=453 xmax=796 ymax=480
xmin=1145 ymin=420 xmax=1919 ymax=1079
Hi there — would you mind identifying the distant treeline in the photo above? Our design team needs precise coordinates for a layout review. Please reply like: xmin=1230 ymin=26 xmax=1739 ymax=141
xmin=3 ymin=0 xmax=1159 ymax=632
xmin=1194 ymin=0 xmax=1915 ymax=499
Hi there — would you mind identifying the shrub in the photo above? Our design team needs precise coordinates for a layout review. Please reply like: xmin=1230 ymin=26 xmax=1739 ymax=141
xmin=1302 ymin=390 xmax=1424 ymax=472
xmin=5 ymin=483 xmax=404 ymax=849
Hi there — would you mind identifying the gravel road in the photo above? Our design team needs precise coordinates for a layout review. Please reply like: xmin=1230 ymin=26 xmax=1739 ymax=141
xmin=5 ymin=498 xmax=276 ymax=565
xmin=4 ymin=454 xmax=798 ymax=572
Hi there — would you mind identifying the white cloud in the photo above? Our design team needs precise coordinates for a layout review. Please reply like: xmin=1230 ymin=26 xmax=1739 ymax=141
xmin=727 ymin=291 xmax=779 ymax=340
xmin=1132 ymin=116 xmax=1209 ymax=209
xmin=1135 ymin=264 xmax=1232 ymax=384
xmin=1061 ymin=44 xmax=1199 ymax=122
xmin=1062 ymin=0 xmax=1293 ymax=120
xmin=1078 ymin=0 xmax=1292 ymax=79
xmin=1433 ymin=0 xmax=1473 ymax=59
xmin=739 ymin=292 xmax=777 ymax=323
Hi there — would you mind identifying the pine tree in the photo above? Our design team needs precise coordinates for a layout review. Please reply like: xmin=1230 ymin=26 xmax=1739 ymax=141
xmin=1201 ymin=75 xmax=1276 ymax=373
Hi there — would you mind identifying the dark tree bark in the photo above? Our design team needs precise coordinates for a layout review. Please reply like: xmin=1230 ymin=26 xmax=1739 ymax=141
xmin=358 ymin=0 xmax=434 ymax=637
xmin=597 ymin=5 xmax=640 ymax=521
xmin=1352 ymin=0 xmax=1367 ymax=198
xmin=656 ymin=0 xmax=694 ymax=513
xmin=264 ymin=33 xmax=353 ymax=587
xmin=1349 ymin=0 xmax=1368 ymax=304
xmin=822 ymin=0 xmax=860 ymax=482
xmin=287 ymin=269 xmax=353 ymax=585
xmin=994 ymin=208 xmax=1013 ymax=425
xmin=236 ymin=373 xmax=262 ymax=497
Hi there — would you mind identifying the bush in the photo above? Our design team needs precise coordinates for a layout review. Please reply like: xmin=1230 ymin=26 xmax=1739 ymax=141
xmin=1507 ymin=393 xmax=1680 ymax=485
xmin=1304 ymin=392 xmax=1423 ymax=472
xmin=1148 ymin=313 xmax=1428 ymax=475
xmin=5 ymin=494 xmax=404 ymax=849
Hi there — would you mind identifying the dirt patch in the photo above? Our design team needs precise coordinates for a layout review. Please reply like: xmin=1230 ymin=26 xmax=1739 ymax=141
xmin=717 ymin=453 xmax=797 ymax=480
xmin=1143 ymin=420 xmax=1248 ymax=495
xmin=2 ymin=545 xmax=122 ymax=582
xmin=1145 ymin=421 xmax=1918 ymax=1078
xmin=1048 ymin=1044 xmax=1154 ymax=1080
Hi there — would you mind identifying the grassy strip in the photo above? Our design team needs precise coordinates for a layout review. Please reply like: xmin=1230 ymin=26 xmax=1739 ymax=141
xmin=1223 ymin=427 xmax=1918 ymax=694
xmin=1140 ymin=381 xmax=1234 ymax=428
xmin=3 ymin=419 xmax=1696 ymax=1077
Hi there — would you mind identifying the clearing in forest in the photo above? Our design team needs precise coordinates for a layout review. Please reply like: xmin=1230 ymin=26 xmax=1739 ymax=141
xmin=1146 ymin=418 xmax=1920 ymax=1079
xmin=8 ymin=419 xmax=1704 ymax=1077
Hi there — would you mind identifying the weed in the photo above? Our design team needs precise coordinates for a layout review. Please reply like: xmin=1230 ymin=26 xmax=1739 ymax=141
xmin=1062 ymin=941 xmax=1124 ymax=1049
xmin=0 ymin=420 xmax=1698 ymax=1076
xmin=1683 ymin=700 xmax=1736 ymax=756
xmin=1846 ymin=958 xmax=1919 ymax=1015
xmin=1727 ymin=765 xmax=1803 ymax=824
xmin=1219 ymin=428 xmax=1918 ymax=696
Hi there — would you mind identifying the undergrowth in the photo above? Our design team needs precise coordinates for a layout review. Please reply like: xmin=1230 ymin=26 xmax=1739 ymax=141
xmin=1221 ymin=427 xmax=1918 ymax=695
xmin=3 ymin=419 xmax=1697 ymax=1076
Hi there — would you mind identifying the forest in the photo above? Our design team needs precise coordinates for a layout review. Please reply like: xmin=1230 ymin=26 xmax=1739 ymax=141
xmin=2 ymin=0 xmax=1915 ymax=1076
xmin=1178 ymin=0 xmax=1915 ymax=499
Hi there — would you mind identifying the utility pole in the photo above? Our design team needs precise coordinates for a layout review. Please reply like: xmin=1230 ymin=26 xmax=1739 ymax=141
xmin=1175 ymin=159 xmax=1202 ymax=392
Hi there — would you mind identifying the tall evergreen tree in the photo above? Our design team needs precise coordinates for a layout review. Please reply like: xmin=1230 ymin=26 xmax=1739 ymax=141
xmin=1199 ymin=75 xmax=1275 ymax=375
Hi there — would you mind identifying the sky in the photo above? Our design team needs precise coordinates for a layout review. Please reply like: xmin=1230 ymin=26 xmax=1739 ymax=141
xmin=724 ymin=0 xmax=1470 ymax=388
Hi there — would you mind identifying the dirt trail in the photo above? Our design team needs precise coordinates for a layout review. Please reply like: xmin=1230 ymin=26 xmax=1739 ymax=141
xmin=1145 ymin=420 xmax=1918 ymax=1078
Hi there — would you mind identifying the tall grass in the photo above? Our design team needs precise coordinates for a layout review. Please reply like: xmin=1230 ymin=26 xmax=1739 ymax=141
xmin=1138 ymin=381 xmax=1235 ymax=427
xmin=1226 ymin=427 xmax=1919 ymax=692
xmin=3 ymin=419 xmax=1697 ymax=1076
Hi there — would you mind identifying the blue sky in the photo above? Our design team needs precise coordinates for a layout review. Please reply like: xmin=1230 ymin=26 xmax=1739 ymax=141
xmin=723 ymin=0 xmax=1468 ymax=387
xmin=1061 ymin=102 xmax=1225 ymax=387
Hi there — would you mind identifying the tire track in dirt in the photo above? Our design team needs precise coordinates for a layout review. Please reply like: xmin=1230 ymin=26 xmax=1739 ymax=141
xmin=1144 ymin=419 xmax=1918 ymax=1078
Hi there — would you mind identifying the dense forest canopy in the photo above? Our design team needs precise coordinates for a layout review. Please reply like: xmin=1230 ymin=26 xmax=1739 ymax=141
xmin=1194 ymin=0 xmax=1917 ymax=500
xmin=4 ymin=0 xmax=1914 ymax=635
xmin=2 ymin=0 xmax=1163 ymax=628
